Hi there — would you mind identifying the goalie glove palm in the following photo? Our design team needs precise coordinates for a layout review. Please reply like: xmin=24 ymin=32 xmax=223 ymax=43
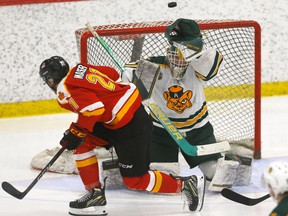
xmin=60 ymin=123 xmax=87 ymax=150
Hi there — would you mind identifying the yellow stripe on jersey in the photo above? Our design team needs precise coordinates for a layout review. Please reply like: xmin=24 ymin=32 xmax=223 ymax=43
xmin=151 ymin=171 xmax=163 ymax=193
xmin=82 ymin=107 xmax=105 ymax=117
xmin=151 ymin=103 xmax=208 ymax=129
xmin=173 ymin=104 xmax=208 ymax=129
xmin=68 ymin=98 xmax=79 ymax=110
xmin=108 ymin=89 xmax=140 ymax=126
xmin=76 ymin=156 xmax=98 ymax=168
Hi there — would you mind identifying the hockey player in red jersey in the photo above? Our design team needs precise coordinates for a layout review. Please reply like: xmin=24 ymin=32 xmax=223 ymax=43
xmin=39 ymin=57 xmax=205 ymax=215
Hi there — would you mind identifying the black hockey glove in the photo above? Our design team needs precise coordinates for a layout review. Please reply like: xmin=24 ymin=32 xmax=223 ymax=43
xmin=60 ymin=123 xmax=87 ymax=150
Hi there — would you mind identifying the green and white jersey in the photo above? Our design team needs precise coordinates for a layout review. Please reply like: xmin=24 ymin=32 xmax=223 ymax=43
xmin=270 ymin=195 xmax=288 ymax=216
xmin=149 ymin=49 xmax=223 ymax=133
xmin=150 ymin=64 xmax=209 ymax=132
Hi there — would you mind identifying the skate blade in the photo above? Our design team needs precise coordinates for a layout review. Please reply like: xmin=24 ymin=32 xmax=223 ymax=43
xmin=196 ymin=175 xmax=206 ymax=212
xmin=69 ymin=206 xmax=108 ymax=216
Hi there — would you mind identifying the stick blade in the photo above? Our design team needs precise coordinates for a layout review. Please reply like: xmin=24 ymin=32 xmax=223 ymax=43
xmin=221 ymin=188 xmax=270 ymax=206
xmin=2 ymin=181 xmax=25 ymax=200
xmin=197 ymin=141 xmax=230 ymax=156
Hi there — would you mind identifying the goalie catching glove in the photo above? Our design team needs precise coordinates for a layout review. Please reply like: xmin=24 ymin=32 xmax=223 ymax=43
xmin=165 ymin=18 xmax=204 ymax=61
xmin=60 ymin=122 xmax=87 ymax=150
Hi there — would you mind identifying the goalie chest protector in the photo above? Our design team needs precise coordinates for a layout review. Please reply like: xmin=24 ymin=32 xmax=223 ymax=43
xmin=149 ymin=63 xmax=210 ymax=133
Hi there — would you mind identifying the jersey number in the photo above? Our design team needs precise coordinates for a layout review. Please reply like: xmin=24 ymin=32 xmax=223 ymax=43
xmin=86 ymin=68 xmax=115 ymax=91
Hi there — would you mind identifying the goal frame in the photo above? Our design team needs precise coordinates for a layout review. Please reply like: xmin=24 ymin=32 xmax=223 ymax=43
xmin=75 ymin=20 xmax=261 ymax=159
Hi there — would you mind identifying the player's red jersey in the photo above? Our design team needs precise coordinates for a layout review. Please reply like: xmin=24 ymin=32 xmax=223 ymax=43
xmin=56 ymin=63 xmax=142 ymax=132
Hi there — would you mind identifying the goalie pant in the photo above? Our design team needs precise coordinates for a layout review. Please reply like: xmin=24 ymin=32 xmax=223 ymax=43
xmin=56 ymin=63 xmax=184 ymax=194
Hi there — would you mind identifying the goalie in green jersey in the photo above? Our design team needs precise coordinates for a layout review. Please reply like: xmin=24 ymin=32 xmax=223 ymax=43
xmin=124 ymin=18 xmax=253 ymax=192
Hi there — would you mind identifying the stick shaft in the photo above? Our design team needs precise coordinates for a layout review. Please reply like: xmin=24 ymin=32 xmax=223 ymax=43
xmin=2 ymin=145 xmax=66 ymax=199
xmin=86 ymin=23 xmax=126 ymax=74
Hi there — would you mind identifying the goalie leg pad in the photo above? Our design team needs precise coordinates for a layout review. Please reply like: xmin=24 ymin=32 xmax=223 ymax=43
xmin=208 ymin=157 xmax=240 ymax=191
xmin=224 ymin=154 xmax=253 ymax=186
xmin=100 ymin=158 xmax=125 ymax=190
xmin=30 ymin=147 xmax=78 ymax=174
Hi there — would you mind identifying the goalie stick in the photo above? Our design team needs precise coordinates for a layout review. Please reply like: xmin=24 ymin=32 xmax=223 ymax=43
xmin=221 ymin=188 xmax=270 ymax=206
xmin=2 ymin=145 xmax=66 ymax=199
xmin=85 ymin=23 xmax=230 ymax=156
xmin=147 ymin=102 xmax=230 ymax=156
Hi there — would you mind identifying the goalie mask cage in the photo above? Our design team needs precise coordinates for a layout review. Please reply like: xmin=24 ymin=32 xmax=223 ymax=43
xmin=75 ymin=20 xmax=261 ymax=159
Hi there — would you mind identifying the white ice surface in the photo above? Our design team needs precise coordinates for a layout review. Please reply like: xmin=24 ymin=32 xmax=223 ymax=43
xmin=0 ymin=96 xmax=288 ymax=215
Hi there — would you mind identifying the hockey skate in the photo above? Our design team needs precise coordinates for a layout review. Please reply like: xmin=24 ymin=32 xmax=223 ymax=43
xmin=69 ymin=178 xmax=108 ymax=216
xmin=180 ymin=175 xmax=206 ymax=212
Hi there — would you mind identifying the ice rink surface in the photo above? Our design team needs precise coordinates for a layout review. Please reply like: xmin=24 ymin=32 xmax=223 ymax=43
xmin=0 ymin=96 xmax=288 ymax=216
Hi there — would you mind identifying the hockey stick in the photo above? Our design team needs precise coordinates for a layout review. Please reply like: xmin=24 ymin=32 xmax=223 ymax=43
xmin=147 ymin=102 xmax=230 ymax=156
xmin=221 ymin=188 xmax=270 ymax=206
xmin=2 ymin=145 xmax=66 ymax=199
xmin=85 ymin=23 xmax=126 ymax=74
xmin=85 ymin=23 xmax=230 ymax=156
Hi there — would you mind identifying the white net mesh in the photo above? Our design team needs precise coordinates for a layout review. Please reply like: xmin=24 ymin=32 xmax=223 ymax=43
xmin=75 ymin=20 xmax=261 ymax=158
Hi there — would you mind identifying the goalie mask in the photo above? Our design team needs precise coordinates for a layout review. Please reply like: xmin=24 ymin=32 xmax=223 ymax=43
xmin=261 ymin=161 xmax=288 ymax=198
xmin=39 ymin=56 xmax=69 ymax=93
xmin=166 ymin=45 xmax=189 ymax=80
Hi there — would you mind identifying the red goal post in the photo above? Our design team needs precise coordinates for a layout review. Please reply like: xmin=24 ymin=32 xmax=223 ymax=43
xmin=75 ymin=20 xmax=261 ymax=159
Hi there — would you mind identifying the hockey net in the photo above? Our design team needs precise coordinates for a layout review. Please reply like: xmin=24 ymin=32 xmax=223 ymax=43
xmin=30 ymin=20 xmax=261 ymax=184
xmin=74 ymin=20 xmax=261 ymax=159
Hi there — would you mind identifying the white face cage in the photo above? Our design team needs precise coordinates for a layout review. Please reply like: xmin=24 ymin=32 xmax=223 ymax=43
xmin=173 ymin=42 xmax=200 ymax=62
xmin=261 ymin=161 xmax=288 ymax=198
xmin=166 ymin=45 xmax=189 ymax=80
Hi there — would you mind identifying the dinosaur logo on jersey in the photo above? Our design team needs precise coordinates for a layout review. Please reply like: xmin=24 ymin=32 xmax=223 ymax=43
xmin=163 ymin=85 xmax=192 ymax=114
